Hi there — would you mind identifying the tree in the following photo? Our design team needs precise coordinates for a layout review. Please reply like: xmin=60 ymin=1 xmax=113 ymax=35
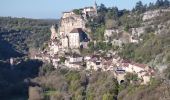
xmin=73 ymin=9 xmax=81 ymax=15
xmin=135 ymin=1 xmax=146 ymax=13
xmin=102 ymin=93 xmax=113 ymax=100
xmin=105 ymin=19 xmax=118 ymax=29
xmin=155 ymin=0 xmax=164 ymax=8
xmin=148 ymin=2 xmax=155 ymax=10
xmin=163 ymin=0 xmax=170 ymax=8
xmin=124 ymin=73 xmax=138 ymax=83
xmin=94 ymin=25 xmax=105 ymax=41
xmin=96 ymin=3 xmax=108 ymax=25
xmin=105 ymin=7 xmax=119 ymax=20
xmin=106 ymin=42 xmax=112 ymax=50
xmin=98 ymin=4 xmax=107 ymax=13
xmin=120 ymin=43 xmax=137 ymax=59
xmin=59 ymin=56 xmax=66 ymax=64
xmin=29 ymin=86 xmax=44 ymax=100
xmin=95 ymin=42 xmax=106 ymax=50
xmin=135 ymin=1 xmax=143 ymax=10
xmin=88 ymin=42 xmax=95 ymax=51
xmin=39 ymin=63 xmax=54 ymax=76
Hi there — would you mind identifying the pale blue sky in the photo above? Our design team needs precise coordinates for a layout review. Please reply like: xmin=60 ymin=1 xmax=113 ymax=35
xmin=0 ymin=0 xmax=157 ymax=19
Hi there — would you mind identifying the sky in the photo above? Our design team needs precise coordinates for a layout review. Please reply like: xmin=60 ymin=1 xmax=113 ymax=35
xmin=0 ymin=0 xmax=157 ymax=19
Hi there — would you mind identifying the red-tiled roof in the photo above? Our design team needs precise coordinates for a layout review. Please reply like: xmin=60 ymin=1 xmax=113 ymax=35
xmin=123 ymin=63 xmax=129 ymax=67
xmin=103 ymin=60 xmax=112 ymax=66
xmin=132 ymin=63 xmax=148 ymax=68
xmin=122 ymin=59 xmax=131 ymax=63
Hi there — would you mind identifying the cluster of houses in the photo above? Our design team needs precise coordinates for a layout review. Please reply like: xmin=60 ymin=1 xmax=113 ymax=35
xmin=33 ymin=1 xmax=156 ymax=85
xmin=34 ymin=50 xmax=155 ymax=85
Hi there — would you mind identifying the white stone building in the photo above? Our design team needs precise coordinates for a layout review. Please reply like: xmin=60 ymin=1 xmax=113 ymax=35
xmin=69 ymin=54 xmax=83 ymax=63
xmin=86 ymin=60 xmax=102 ymax=71
xmin=82 ymin=6 xmax=97 ymax=17
xmin=68 ymin=29 xmax=81 ymax=49
xmin=120 ymin=61 xmax=155 ymax=84
xmin=62 ymin=11 xmax=75 ymax=19
xmin=68 ymin=28 xmax=89 ymax=49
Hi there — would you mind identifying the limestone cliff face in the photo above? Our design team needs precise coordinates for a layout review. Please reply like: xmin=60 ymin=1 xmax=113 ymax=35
xmin=59 ymin=14 xmax=86 ymax=35
xmin=58 ymin=4 xmax=97 ymax=35
xmin=50 ymin=25 xmax=58 ymax=40
xmin=142 ymin=8 xmax=170 ymax=21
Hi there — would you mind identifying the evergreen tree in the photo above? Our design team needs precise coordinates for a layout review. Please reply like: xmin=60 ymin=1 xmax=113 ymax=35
xmin=163 ymin=0 xmax=170 ymax=7
xmin=135 ymin=1 xmax=143 ymax=10
xmin=155 ymin=0 xmax=163 ymax=8
xmin=135 ymin=1 xmax=146 ymax=13
xmin=148 ymin=2 xmax=155 ymax=10
xmin=98 ymin=3 xmax=107 ymax=13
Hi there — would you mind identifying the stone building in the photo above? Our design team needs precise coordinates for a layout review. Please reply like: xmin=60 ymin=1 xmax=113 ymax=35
xmin=82 ymin=1 xmax=97 ymax=18
xmin=59 ymin=15 xmax=86 ymax=35
xmin=68 ymin=28 xmax=89 ymax=49
xmin=62 ymin=11 xmax=75 ymax=19
xmin=48 ymin=1 xmax=97 ymax=54
xmin=58 ymin=0 xmax=97 ymax=36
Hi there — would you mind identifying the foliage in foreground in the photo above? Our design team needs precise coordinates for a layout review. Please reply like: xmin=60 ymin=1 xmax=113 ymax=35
xmin=30 ymin=66 xmax=119 ymax=100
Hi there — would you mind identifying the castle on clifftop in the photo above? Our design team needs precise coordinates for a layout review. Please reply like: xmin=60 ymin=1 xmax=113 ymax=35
xmin=49 ymin=1 xmax=98 ymax=55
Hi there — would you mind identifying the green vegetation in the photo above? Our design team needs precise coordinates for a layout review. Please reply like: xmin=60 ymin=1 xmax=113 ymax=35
xmin=73 ymin=9 xmax=82 ymax=15
xmin=0 ymin=59 xmax=43 ymax=99
xmin=120 ymin=32 xmax=170 ymax=63
xmin=29 ymin=68 xmax=119 ymax=100
xmin=117 ymin=78 xmax=170 ymax=100
xmin=88 ymin=41 xmax=113 ymax=52
xmin=0 ymin=17 xmax=58 ymax=59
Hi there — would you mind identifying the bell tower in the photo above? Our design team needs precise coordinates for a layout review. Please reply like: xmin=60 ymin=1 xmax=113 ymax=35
xmin=94 ymin=0 xmax=97 ymax=11
xmin=94 ymin=0 xmax=97 ymax=15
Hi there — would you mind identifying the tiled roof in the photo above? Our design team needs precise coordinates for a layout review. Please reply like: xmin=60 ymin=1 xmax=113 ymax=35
xmin=123 ymin=63 xmax=129 ymax=67
xmin=131 ymin=62 xmax=148 ymax=69
xmin=122 ymin=59 xmax=131 ymax=63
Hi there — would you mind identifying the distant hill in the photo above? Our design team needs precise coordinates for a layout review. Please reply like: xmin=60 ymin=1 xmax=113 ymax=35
xmin=0 ymin=17 xmax=59 ymax=59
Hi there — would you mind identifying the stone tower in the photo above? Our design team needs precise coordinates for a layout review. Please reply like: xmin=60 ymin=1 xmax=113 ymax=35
xmin=94 ymin=0 xmax=97 ymax=12
xmin=50 ymin=25 xmax=57 ymax=40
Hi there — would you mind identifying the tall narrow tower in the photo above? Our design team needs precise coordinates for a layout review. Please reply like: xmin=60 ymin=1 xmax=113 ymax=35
xmin=94 ymin=0 xmax=97 ymax=15
xmin=50 ymin=25 xmax=57 ymax=40
xmin=94 ymin=0 xmax=97 ymax=11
